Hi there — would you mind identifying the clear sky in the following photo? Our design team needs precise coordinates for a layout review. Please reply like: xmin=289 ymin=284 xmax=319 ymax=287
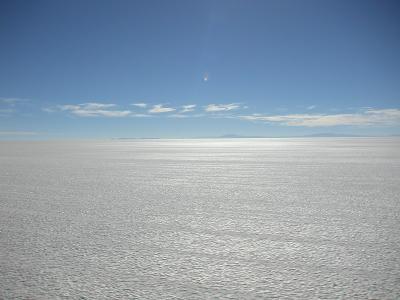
xmin=1 ymin=0 xmax=399 ymax=139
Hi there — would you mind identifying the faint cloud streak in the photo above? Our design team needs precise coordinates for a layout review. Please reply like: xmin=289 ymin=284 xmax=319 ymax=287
xmin=181 ymin=104 xmax=196 ymax=113
xmin=58 ymin=102 xmax=131 ymax=117
xmin=239 ymin=108 xmax=400 ymax=127
xmin=205 ymin=103 xmax=240 ymax=112
xmin=132 ymin=103 xmax=147 ymax=108
xmin=148 ymin=104 xmax=176 ymax=113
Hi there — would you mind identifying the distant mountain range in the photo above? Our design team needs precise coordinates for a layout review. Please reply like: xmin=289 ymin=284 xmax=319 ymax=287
xmin=114 ymin=133 xmax=399 ymax=139
xmin=214 ymin=133 xmax=368 ymax=138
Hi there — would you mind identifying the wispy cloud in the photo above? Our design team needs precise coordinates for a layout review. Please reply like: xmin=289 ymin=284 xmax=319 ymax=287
xmin=42 ymin=107 xmax=56 ymax=113
xmin=59 ymin=102 xmax=131 ymax=117
xmin=0 ymin=97 xmax=29 ymax=116
xmin=148 ymin=104 xmax=176 ymax=113
xmin=168 ymin=114 xmax=188 ymax=118
xmin=59 ymin=104 xmax=81 ymax=111
xmin=132 ymin=103 xmax=147 ymax=108
xmin=307 ymin=105 xmax=316 ymax=110
xmin=205 ymin=103 xmax=240 ymax=112
xmin=239 ymin=108 xmax=400 ymax=127
xmin=0 ymin=131 xmax=39 ymax=136
xmin=80 ymin=102 xmax=116 ymax=110
xmin=131 ymin=113 xmax=152 ymax=118
xmin=0 ymin=97 xmax=28 ymax=106
xmin=71 ymin=109 xmax=131 ymax=117
xmin=181 ymin=104 xmax=196 ymax=113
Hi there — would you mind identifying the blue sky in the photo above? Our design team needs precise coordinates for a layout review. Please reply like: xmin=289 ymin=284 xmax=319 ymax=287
xmin=1 ymin=0 xmax=399 ymax=138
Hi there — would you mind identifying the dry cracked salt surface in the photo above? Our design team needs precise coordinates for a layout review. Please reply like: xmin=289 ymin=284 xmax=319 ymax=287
xmin=0 ymin=138 xmax=399 ymax=299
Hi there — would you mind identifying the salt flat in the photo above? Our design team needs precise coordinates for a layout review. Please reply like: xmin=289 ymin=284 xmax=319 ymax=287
xmin=0 ymin=138 xmax=399 ymax=299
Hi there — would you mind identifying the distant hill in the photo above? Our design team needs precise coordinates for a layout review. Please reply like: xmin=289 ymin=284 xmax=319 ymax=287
xmin=302 ymin=133 xmax=366 ymax=137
